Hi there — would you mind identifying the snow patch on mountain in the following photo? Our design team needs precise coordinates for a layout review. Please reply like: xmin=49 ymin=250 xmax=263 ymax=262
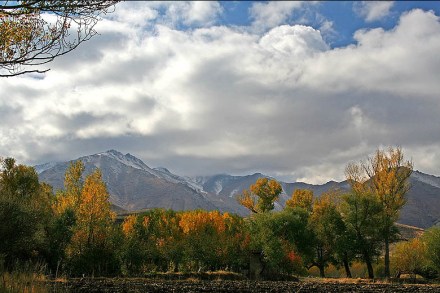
xmin=96 ymin=150 xmax=157 ymax=174
xmin=412 ymin=171 xmax=440 ymax=189
xmin=34 ymin=162 xmax=58 ymax=174
xmin=229 ymin=188 xmax=239 ymax=198
xmin=153 ymin=167 xmax=206 ymax=194
xmin=213 ymin=181 xmax=223 ymax=195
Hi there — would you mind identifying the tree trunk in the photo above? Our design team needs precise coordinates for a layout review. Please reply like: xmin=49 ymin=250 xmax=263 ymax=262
xmin=343 ymin=253 xmax=352 ymax=278
xmin=363 ymin=250 xmax=374 ymax=279
xmin=384 ymin=234 xmax=390 ymax=279
xmin=319 ymin=265 xmax=325 ymax=278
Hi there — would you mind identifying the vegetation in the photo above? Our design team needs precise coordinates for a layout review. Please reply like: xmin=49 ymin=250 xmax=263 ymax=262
xmin=1 ymin=147 xmax=437 ymax=286
xmin=0 ymin=0 xmax=119 ymax=77
xmin=237 ymin=177 xmax=282 ymax=214
xmin=344 ymin=146 xmax=413 ymax=278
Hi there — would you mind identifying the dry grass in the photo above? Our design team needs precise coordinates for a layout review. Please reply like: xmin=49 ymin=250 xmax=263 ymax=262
xmin=1 ymin=271 xmax=48 ymax=293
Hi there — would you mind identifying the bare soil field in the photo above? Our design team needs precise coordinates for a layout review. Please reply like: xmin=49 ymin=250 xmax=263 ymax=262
xmin=42 ymin=278 xmax=440 ymax=292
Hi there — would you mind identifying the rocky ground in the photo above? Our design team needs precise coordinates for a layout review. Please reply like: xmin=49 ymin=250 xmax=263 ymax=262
xmin=42 ymin=278 xmax=440 ymax=292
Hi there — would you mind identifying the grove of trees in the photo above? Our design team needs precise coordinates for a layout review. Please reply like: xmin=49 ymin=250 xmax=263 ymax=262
xmin=1 ymin=147 xmax=439 ymax=281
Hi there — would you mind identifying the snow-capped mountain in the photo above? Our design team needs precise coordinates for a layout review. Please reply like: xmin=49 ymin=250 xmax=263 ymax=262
xmin=36 ymin=150 xmax=440 ymax=228
xmin=36 ymin=150 xmax=247 ymax=214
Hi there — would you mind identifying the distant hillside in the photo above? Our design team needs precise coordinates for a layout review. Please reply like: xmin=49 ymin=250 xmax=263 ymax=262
xmin=37 ymin=150 xmax=440 ymax=228
xmin=37 ymin=150 xmax=248 ymax=215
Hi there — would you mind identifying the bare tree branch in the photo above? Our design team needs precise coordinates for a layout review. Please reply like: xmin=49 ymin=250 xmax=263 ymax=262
xmin=0 ymin=0 xmax=120 ymax=77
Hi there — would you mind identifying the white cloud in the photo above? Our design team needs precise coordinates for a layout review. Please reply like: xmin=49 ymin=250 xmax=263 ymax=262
xmin=110 ymin=1 xmax=222 ymax=29
xmin=1 ymin=8 xmax=440 ymax=184
xmin=354 ymin=1 xmax=394 ymax=22
xmin=250 ymin=1 xmax=306 ymax=31
xmin=259 ymin=25 xmax=328 ymax=57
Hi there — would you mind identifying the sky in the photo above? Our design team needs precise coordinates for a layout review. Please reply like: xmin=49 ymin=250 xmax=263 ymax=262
xmin=1 ymin=1 xmax=440 ymax=184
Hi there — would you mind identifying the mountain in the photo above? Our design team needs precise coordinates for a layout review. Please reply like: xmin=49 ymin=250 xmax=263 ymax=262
xmin=37 ymin=150 xmax=248 ymax=215
xmin=36 ymin=150 xmax=440 ymax=228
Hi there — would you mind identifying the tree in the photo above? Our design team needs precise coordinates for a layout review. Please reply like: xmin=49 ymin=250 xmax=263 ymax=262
xmin=120 ymin=209 xmax=248 ymax=275
xmin=0 ymin=157 xmax=53 ymax=268
xmin=248 ymin=207 xmax=312 ymax=278
xmin=121 ymin=210 xmax=176 ymax=274
xmin=53 ymin=160 xmax=84 ymax=215
xmin=285 ymin=189 xmax=313 ymax=212
xmin=67 ymin=168 xmax=117 ymax=276
xmin=237 ymin=178 xmax=282 ymax=214
xmin=49 ymin=160 xmax=84 ymax=274
xmin=340 ymin=189 xmax=383 ymax=279
xmin=0 ymin=0 xmax=119 ymax=77
xmin=307 ymin=189 xmax=346 ymax=278
xmin=346 ymin=146 xmax=413 ymax=278
xmin=392 ymin=238 xmax=429 ymax=279
xmin=179 ymin=210 xmax=235 ymax=271
xmin=422 ymin=227 xmax=440 ymax=274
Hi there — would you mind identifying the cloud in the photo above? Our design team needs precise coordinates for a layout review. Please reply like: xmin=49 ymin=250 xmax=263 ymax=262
xmin=110 ymin=1 xmax=223 ymax=29
xmin=1 ymin=8 xmax=440 ymax=184
xmin=249 ymin=1 xmax=307 ymax=32
xmin=354 ymin=1 xmax=394 ymax=22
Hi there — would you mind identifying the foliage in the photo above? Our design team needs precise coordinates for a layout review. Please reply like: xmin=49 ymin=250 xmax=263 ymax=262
xmin=422 ymin=227 xmax=440 ymax=274
xmin=120 ymin=209 xmax=249 ymax=275
xmin=0 ymin=157 xmax=53 ymax=268
xmin=121 ymin=209 xmax=184 ymax=274
xmin=307 ymin=189 xmax=346 ymax=277
xmin=344 ymin=146 xmax=412 ymax=278
xmin=285 ymin=189 xmax=314 ymax=212
xmin=0 ymin=152 xmax=429 ymax=281
xmin=248 ymin=207 xmax=312 ymax=275
xmin=340 ymin=189 xmax=383 ymax=279
xmin=0 ymin=0 xmax=119 ymax=77
xmin=65 ymin=168 xmax=118 ymax=276
xmin=392 ymin=238 xmax=430 ymax=278
xmin=237 ymin=178 xmax=282 ymax=213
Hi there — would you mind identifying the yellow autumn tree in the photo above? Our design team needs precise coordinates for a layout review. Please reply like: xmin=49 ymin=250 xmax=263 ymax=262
xmin=237 ymin=178 xmax=282 ymax=213
xmin=75 ymin=169 xmax=115 ymax=248
xmin=66 ymin=168 xmax=117 ymax=276
xmin=285 ymin=189 xmax=314 ymax=212
xmin=53 ymin=160 xmax=84 ymax=215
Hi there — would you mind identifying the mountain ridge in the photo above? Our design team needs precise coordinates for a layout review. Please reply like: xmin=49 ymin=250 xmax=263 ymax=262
xmin=36 ymin=150 xmax=440 ymax=228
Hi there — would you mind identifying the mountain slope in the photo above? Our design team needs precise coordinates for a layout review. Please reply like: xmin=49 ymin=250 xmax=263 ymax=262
xmin=37 ymin=150 xmax=244 ymax=214
xmin=36 ymin=151 xmax=440 ymax=228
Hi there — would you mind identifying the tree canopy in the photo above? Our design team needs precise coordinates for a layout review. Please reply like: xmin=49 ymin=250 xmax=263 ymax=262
xmin=237 ymin=178 xmax=282 ymax=214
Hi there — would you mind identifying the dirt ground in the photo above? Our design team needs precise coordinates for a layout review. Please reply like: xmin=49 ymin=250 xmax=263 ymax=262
xmin=43 ymin=278 xmax=440 ymax=292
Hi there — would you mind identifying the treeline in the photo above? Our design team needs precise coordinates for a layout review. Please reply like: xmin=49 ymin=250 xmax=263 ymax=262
xmin=1 ymin=147 xmax=440 ymax=280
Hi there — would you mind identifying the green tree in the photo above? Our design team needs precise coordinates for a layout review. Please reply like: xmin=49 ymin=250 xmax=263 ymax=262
xmin=1 ymin=1 xmax=119 ymax=77
xmin=248 ymin=207 xmax=312 ymax=277
xmin=237 ymin=178 xmax=282 ymax=214
xmin=0 ymin=157 xmax=53 ymax=268
xmin=121 ymin=209 xmax=185 ymax=274
xmin=340 ymin=189 xmax=383 ymax=279
xmin=422 ymin=227 xmax=440 ymax=274
xmin=346 ymin=147 xmax=413 ymax=278
xmin=307 ymin=189 xmax=346 ymax=278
